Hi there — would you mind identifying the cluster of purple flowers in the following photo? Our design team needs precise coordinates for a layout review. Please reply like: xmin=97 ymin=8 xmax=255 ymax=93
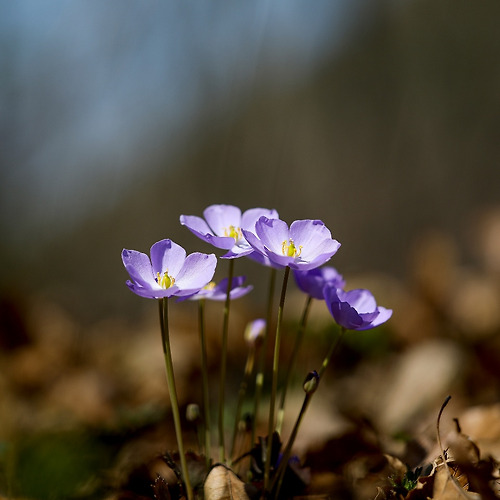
xmin=122 ymin=204 xmax=392 ymax=330
xmin=122 ymin=203 xmax=393 ymax=498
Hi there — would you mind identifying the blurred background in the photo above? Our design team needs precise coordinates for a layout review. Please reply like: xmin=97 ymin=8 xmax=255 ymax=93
xmin=1 ymin=0 xmax=500 ymax=498
xmin=2 ymin=0 xmax=499 ymax=321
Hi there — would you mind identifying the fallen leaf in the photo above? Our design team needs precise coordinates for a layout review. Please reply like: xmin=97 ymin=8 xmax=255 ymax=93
xmin=204 ymin=465 xmax=251 ymax=500
xmin=432 ymin=466 xmax=480 ymax=500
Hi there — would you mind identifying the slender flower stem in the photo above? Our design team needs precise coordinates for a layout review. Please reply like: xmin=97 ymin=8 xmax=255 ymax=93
xmin=276 ymin=295 xmax=312 ymax=435
xmin=251 ymin=267 xmax=276 ymax=447
xmin=319 ymin=326 xmax=346 ymax=379
xmin=158 ymin=299 xmax=193 ymax=500
xmin=218 ymin=259 xmax=235 ymax=463
xmin=198 ymin=300 xmax=212 ymax=469
xmin=272 ymin=391 xmax=313 ymax=497
xmin=263 ymin=266 xmax=290 ymax=496
xmin=230 ymin=343 xmax=256 ymax=462
xmin=272 ymin=326 xmax=346 ymax=499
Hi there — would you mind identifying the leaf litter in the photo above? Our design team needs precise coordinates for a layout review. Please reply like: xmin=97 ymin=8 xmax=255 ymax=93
xmin=2 ymin=211 xmax=500 ymax=498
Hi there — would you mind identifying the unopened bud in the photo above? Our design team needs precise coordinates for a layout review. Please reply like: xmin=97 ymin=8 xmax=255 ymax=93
xmin=303 ymin=370 xmax=320 ymax=394
xmin=186 ymin=403 xmax=201 ymax=422
xmin=244 ymin=318 xmax=266 ymax=346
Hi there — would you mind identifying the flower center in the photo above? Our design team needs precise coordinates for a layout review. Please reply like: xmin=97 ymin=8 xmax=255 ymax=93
xmin=282 ymin=238 xmax=302 ymax=257
xmin=156 ymin=271 xmax=175 ymax=289
xmin=203 ymin=281 xmax=216 ymax=291
xmin=223 ymin=225 xmax=243 ymax=241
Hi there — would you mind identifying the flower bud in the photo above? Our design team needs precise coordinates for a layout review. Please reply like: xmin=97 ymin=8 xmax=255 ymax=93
xmin=186 ymin=403 xmax=201 ymax=422
xmin=244 ymin=319 xmax=266 ymax=346
xmin=303 ymin=370 xmax=320 ymax=394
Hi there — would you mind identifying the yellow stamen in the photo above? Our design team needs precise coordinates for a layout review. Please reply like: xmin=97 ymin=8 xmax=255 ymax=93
xmin=223 ymin=225 xmax=243 ymax=241
xmin=157 ymin=271 xmax=175 ymax=289
xmin=281 ymin=238 xmax=302 ymax=258
xmin=204 ymin=281 xmax=216 ymax=291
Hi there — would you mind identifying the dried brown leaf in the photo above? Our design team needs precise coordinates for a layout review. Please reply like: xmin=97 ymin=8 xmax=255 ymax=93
xmin=432 ymin=466 xmax=480 ymax=500
xmin=449 ymin=422 xmax=480 ymax=466
xmin=204 ymin=465 xmax=251 ymax=500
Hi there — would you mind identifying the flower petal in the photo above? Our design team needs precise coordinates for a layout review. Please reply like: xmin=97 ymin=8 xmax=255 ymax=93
xmin=126 ymin=280 xmax=178 ymax=299
xmin=288 ymin=245 xmax=339 ymax=271
xmin=240 ymin=208 xmax=279 ymax=232
xmin=150 ymin=239 xmax=186 ymax=277
xmin=241 ymin=228 xmax=268 ymax=256
xmin=320 ymin=267 xmax=345 ymax=288
xmin=180 ymin=214 xmax=214 ymax=236
xmin=180 ymin=215 xmax=236 ymax=250
xmin=210 ymin=276 xmax=252 ymax=300
xmin=255 ymin=217 xmax=290 ymax=254
xmin=324 ymin=286 xmax=392 ymax=330
xmin=214 ymin=275 xmax=247 ymax=291
xmin=221 ymin=247 xmax=255 ymax=259
xmin=265 ymin=253 xmax=295 ymax=268
xmin=175 ymin=253 xmax=217 ymax=295
xmin=203 ymin=205 xmax=241 ymax=237
xmin=246 ymin=250 xmax=284 ymax=269
xmin=365 ymin=307 xmax=393 ymax=329
xmin=344 ymin=289 xmax=377 ymax=314
xmin=325 ymin=293 xmax=363 ymax=330
xmin=122 ymin=249 xmax=157 ymax=288
xmin=228 ymin=285 xmax=253 ymax=300
xmin=294 ymin=266 xmax=345 ymax=299
xmin=179 ymin=275 xmax=251 ymax=302
xmin=338 ymin=302 xmax=365 ymax=329
xmin=359 ymin=310 xmax=380 ymax=324
xmin=290 ymin=220 xmax=339 ymax=261
xmin=196 ymin=282 xmax=252 ymax=301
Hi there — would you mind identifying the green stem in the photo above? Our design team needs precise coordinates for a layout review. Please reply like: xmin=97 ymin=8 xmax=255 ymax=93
xmin=272 ymin=327 xmax=346 ymax=499
xmin=276 ymin=295 xmax=312 ymax=435
xmin=218 ymin=259 xmax=235 ymax=463
xmin=230 ymin=345 xmax=256 ymax=462
xmin=272 ymin=391 xmax=313 ymax=498
xmin=251 ymin=267 xmax=276 ymax=446
xmin=263 ymin=266 xmax=290 ymax=495
xmin=319 ymin=326 xmax=346 ymax=379
xmin=158 ymin=299 xmax=193 ymax=500
xmin=198 ymin=300 xmax=212 ymax=469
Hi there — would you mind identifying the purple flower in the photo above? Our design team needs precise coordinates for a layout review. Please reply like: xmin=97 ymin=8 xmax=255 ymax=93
xmin=180 ymin=204 xmax=279 ymax=259
xmin=323 ymin=286 xmax=392 ymax=330
xmin=294 ymin=266 xmax=346 ymax=300
xmin=122 ymin=239 xmax=217 ymax=299
xmin=242 ymin=217 xmax=341 ymax=271
xmin=182 ymin=276 xmax=253 ymax=302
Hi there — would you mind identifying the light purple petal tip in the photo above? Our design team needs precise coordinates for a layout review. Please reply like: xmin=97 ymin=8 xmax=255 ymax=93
xmin=241 ymin=208 xmax=279 ymax=232
xmin=180 ymin=214 xmax=214 ymax=236
xmin=122 ymin=249 xmax=157 ymax=289
xmin=180 ymin=214 xmax=235 ymax=250
xmin=150 ymin=239 xmax=186 ymax=277
xmin=255 ymin=217 xmax=290 ymax=254
xmin=324 ymin=285 xmax=391 ymax=330
xmin=175 ymin=252 xmax=217 ymax=294
xmin=203 ymin=204 xmax=242 ymax=236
